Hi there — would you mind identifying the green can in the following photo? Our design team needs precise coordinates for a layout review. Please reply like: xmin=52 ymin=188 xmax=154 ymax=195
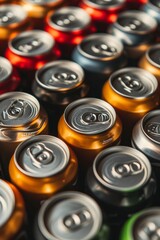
xmin=120 ymin=208 xmax=160 ymax=240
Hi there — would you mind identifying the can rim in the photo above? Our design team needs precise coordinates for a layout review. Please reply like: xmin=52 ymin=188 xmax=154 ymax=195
xmin=146 ymin=44 xmax=160 ymax=69
xmin=23 ymin=0 xmax=63 ymax=6
xmin=141 ymin=109 xmax=160 ymax=145
xmin=14 ymin=135 xmax=70 ymax=178
xmin=77 ymin=33 xmax=123 ymax=60
xmin=35 ymin=60 xmax=84 ymax=91
xmin=9 ymin=30 xmax=55 ymax=57
xmin=83 ymin=0 xmax=125 ymax=10
xmin=93 ymin=146 xmax=151 ymax=192
xmin=47 ymin=6 xmax=91 ymax=32
xmin=0 ymin=180 xmax=15 ymax=228
xmin=0 ymin=57 xmax=13 ymax=83
xmin=0 ymin=4 xmax=28 ymax=26
xmin=0 ymin=91 xmax=40 ymax=127
xmin=132 ymin=208 xmax=160 ymax=239
xmin=109 ymin=67 xmax=158 ymax=99
xmin=114 ymin=10 xmax=157 ymax=35
xmin=37 ymin=191 xmax=102 ymax=240
xmin=64 ymin=98 xmax=116 ymax=135
xmin=146 ymin=0 xmax=160 ymax=11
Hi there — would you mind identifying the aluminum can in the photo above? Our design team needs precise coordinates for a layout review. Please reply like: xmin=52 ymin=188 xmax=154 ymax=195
xmin=0 ymin=92 xmax=48 ymax=178
xmin=0 ymin=179 xmax=27 ymax=240
xmin=109 ymin=10 xmax=157 ymax=59
xmin=9 ymin=135 xmax=78 ymax=202
xmin=120 ymin=208 xmax=160 ymax=240
xmin=34 ymin=191 xmax=110 ymax=240
xmin=79 ymin=0 xmax=126 ymax=32
xmin=132 ymin=110 xmax=160 ymax=184
xmin=0 ymin=4 xmax=31 ymax=55
xmin=86 ymin=146 xmax=156 ymax=219
xmin=58 ymin=98 xmax=122 ymax=168
xmin=72 ymin=33 xmax=127 ymax=97
xmin=5 ymin=30 xmax=60 ymax=90
xmin=139 ymin=44 xmax=160 ymax=83
xmin=102 ymin=67 xmax=159 ymax=144
xmin=45 ymin=7 xmax=96 ymax=58
xmin=32 ymin=60 xmax=89 ymax=134
xmin=19 ymin=0 xmax=66 ymax=29
xmin=0 ymin=57 xmax=21 ymax=94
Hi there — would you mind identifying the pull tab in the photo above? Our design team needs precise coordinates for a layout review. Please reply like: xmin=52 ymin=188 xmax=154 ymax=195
xmin=48 ymin=72 xmax=78 ymax=85
xmin=146 ymin=122 xmax=160 ymax=136
xmin=91 ymin=43 xmax=117 ymax=56
xmin=141 ymin=222 xmax=160 ymax=240
xmin=27 ymin=143 xmax=54 ymax=168
xmin=112 ymin=161 xmax=142 ymax=178
xmin=2 ymin=100 xmax=27 ymax=120
xmin=0 ymin=11 xmax=14 ymax=24
xmin=123 ymin=19 xmax=142 ymax=30
xmin=81 ymin=112 xmax=110 ymax=124
xmin=118 ymin=74 xmax=143 ymax=93
xmin=63 ymin=209 xmax=92 ymax=231
xmin=56 ymin=14 xmax=76 ymax=26
xmin=18 ymin=38 xmax=42 ymax=53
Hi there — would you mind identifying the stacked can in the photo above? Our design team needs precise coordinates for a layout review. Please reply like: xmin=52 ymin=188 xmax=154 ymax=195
xmin=0 ymin=92 xmax=48 ymax=178
xmin=79 ymin=0 xmax=126 ymax=32
xmin=109 ymin=10 xmax=157 ymax=61
xmin=19 ymin=0 xmax=67 ymax=29
xmin=34 ymin=191 xmax=110 ymax=240
xmin=45 ymin=7 xmax=96 ymax=58
xmin=102 ymin=67 xmax=160 ymax=144
xmin=0 ymin=4 xmax=31 ymax=55
xmin=5 ymin=30 xmax=60 ymax=91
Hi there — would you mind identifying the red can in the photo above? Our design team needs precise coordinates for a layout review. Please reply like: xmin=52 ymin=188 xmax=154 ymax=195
xmin=45 ymin=6 xmax=96 ymax=57
xmin=0 ymin=57 xmax=21 ymax=94
xmin=79 ymin=0 xmax=126 ymax=32
xmin=5 ymin=30 xmax=60 ymax=90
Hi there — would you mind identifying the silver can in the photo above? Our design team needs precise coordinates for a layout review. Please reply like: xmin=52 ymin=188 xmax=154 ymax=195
xmin=34 ymin=191 xmax=110 ymax=240
xmin=0 ymin=91 xmax=48 ymax=177
xmin=109 ymin=10 xmax=157 ymax=58
xmin=86 ymin=146 xmax=156 ymax=213
xmin=142 ymin=0 xmax=160 ymax=25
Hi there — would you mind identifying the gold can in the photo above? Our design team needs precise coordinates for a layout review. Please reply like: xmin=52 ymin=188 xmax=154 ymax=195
xmin=58 ymin=98 xmax=122 ymax=168
xmin=9 ymin=135 xmax=78 ymax=202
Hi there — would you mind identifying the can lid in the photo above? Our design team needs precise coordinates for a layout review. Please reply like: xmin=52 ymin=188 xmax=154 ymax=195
xmin=78 ymin=33 xmax=123 ymax=60
xmin=38 ymin=191 xmax=102 ymax=240
xmin=132 ymin=208 xmax=160 ymax=240
xmin=109 ymin=67 xmax=158 ymax=99
xmin=36 ymin=61 xmax=84 ymax=91
xmin=0 ymin=92 xmax=39 ymax=127
xmin=0 ymin=4 xmax=27 ymax=26
xmin=24 ymin=0 xmax=61 ymax=5
xmin=0 ymin=57 xmax=12 ymax=83
xmin=14 ymin=135 xmax=70 ymax=178
xmin=64 ymin=98 xmax=116 ymax=135
xmin=149 ymin=0 xmax=160 ymax=8
xmin=9 ymin=30 xmax=54 ymax=57
xmin=48 ymin=7 xmax=91 ymax=32
xmin=93 ymin=146 xmax=151 ymax=192
xmin=83 ymin=0 xmax=125 ymax=10
xmin=116 ymin=10 xmax=157 ymax=34
xmin=147 ymin=44 xmax=160 ymax=68
xmin=142 ymin=110 xmax=160 ymax=145
xmin=0 ymin=180 xmax=15 ymax=228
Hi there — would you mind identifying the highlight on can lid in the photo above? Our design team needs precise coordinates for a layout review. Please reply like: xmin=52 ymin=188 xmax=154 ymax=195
xmin=0 ymin=57 xmax=12 ymax=83
xmin=37 ymin=191 xmax=103 ymax=240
